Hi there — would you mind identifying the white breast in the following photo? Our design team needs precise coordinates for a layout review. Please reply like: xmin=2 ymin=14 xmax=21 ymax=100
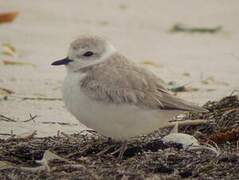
xmin=62 ymin=72 xmax=180 ymax=140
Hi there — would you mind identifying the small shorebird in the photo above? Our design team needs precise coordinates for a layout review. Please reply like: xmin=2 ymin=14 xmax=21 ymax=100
xmin=52 ymin=35 xmax=206 ymax=142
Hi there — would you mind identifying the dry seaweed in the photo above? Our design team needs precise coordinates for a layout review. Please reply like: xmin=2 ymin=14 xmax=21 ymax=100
xmin=141 ymin=60 xmax=160 ymax=67
xmin=1 ymin=43 xmax=17 ymax=56
xmin=0 ymin=96 xmax=238 ymax=179
xmin=209 ymin=127 xmax=239 ymax=143
xmin=0 ymin=12 xmax=19 ymax=24
xmin=170 ymin=24 xmax=222 ymax=34
xmin=0 ymin=87 xmax=14 ymax=96
xmin=2 ymin=60 xmax=36 ymax=67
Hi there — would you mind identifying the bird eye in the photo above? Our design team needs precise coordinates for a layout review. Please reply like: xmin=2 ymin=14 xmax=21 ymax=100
xmin=83 ymin=51 xmax=94 ymax=57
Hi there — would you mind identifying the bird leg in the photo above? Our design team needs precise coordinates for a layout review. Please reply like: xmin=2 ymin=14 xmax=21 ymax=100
xmin=118 ymin=141 xmax=128 ymax=159
xmin=110 ymin=141 xmax=128 ymax=159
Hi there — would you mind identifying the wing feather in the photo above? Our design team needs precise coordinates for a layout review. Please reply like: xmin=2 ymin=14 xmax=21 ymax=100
xmin=80 ymin=53 xmax=207 ymax=112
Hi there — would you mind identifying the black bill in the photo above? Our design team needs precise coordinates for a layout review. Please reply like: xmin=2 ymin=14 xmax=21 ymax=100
xmin=51 ymin=57 xmax=73 ymax=65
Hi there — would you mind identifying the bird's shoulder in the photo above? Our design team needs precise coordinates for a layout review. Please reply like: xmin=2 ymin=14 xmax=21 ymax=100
xmin=83 ymin=53 xmax=167 ymax=90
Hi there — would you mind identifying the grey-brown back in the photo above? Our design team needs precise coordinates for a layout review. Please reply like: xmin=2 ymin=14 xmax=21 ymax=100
xmin=79 ymin=53 xmax=207 ymax=112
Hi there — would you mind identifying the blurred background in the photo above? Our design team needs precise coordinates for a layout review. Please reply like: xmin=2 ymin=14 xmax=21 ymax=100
xmin=0 ymin=0 xmax=238 ymax=137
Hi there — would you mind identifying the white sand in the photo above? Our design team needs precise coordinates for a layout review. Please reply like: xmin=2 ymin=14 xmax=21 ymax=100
xmin=0 ymin=0 xmax=238 ymax=137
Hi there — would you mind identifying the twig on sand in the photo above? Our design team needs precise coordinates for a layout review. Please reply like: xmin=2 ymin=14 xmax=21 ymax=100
xmin=226 ymin=53 xmax=239 ymax=61
xmin=20 ymin=96 xmax=62 ymax=101
xmin=0 ymin=130 xmax=16 ymax=138
xmin=23 ymin=114 xmax=38 ymax=122
xmin=41 ymin=121 xmax=78 ymax=126
xmin=0 ymin=114 xmax=16 ymax=122
xmin=0 ymin=87 xmax=14 ymax=95
xmin=0 ymin=133 xmax=16 ymax=137
xmin=230 ymin=89 xmax=239 ymax=96
xmin=61 ymin=132 xmax=79 ymax=142
xmin=165 ymin=119 xmax=208 ymax=129
xmin=4 ymin=95 xmax=62 ymax=101
xmin=170 ymin=24 xmax=222 ymax=34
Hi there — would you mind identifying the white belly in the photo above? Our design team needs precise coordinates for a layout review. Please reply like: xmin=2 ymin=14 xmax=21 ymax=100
xmin=63 ymin=72 xmax=180 ymax=140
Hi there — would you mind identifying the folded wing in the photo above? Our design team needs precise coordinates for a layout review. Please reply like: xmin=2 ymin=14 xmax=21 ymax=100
xmin=80 ymin=53 xmax=207 ymax=112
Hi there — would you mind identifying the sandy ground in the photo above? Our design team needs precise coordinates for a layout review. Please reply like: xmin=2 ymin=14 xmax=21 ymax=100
xmin=0 ymin=0 xmax=238 ymax=138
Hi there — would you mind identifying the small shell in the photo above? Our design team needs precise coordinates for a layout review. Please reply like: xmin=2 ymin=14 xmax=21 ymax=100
xmin=162 ymin=133 xmax=200 ymax=148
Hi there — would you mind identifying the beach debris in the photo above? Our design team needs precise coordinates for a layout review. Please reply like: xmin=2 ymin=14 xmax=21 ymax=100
xmin=41 ymin=121 xmax=78 ymax=126
xmin=162 ymin=122 xmax=219 ymax=155
xmin=141 ymin=60 xmax=161 ymax=67
xmin=170 ymin=121 xmax=179 ymax=133
xmin=21 ymin=96 xmax=62 ymax=101
xmin=205 ymin=88 xmax=216 ymax=92
xmin=23 ymin=114 xmax=38 ymax=123
xmin=1 ymin=43 xmax=17 ymax=56
xmin=182 ymin=72 xmax=190 ymax=77
xmin=230 ymin=89 xmax=239 ymax=96
xmin=0 ymin=87 xmax=14 ymax=96
xmin=168 ymin=81 xmax=198 ymax=93
xmin=201 ymin=76 xmax=229 ymax=86
xmin=0 ymin=114 xmax=16 ymax=122
xmin=0 ymin=95 xmax=238 ymax=179
xmin=0 ymin=11 xmax=19 ymax=24
xmin=19 ymin=165 xmax=46 ymax=173
xmin=162 ymin=132 xmax=200 ymax=148
xmin=0 ymin=161 xmax=13 ymax=170
xmin=0 ymin=133 xmax=16 ymax=137
xmin=98 ymin=20 xmax=110 ymax=26
xmin=2 ymin=60 xmax=36 ymax=67
xmin=227 ymin=53 xmax=239 ymax=61
xmin=166 ymin=119 xmax=208 ymax=129
xmin=191 ymin=143 xmax=220 ymax=156
xmin=162 ymin=122 xmax=199 ymax=148
xmin=36 ymin=150 xmax=74 ymax=171
xmin=170 ymin=24 xmax=222 ymax=34
xmin=119 ymin=3 xmax=128 ymax=10
xmin=209 ymin=127 xmax=239 ymax=143
xmin=0 ymin=113 xmax=38 ymax=123
xmin=6 ymin=95 xmax=62 ymax=101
